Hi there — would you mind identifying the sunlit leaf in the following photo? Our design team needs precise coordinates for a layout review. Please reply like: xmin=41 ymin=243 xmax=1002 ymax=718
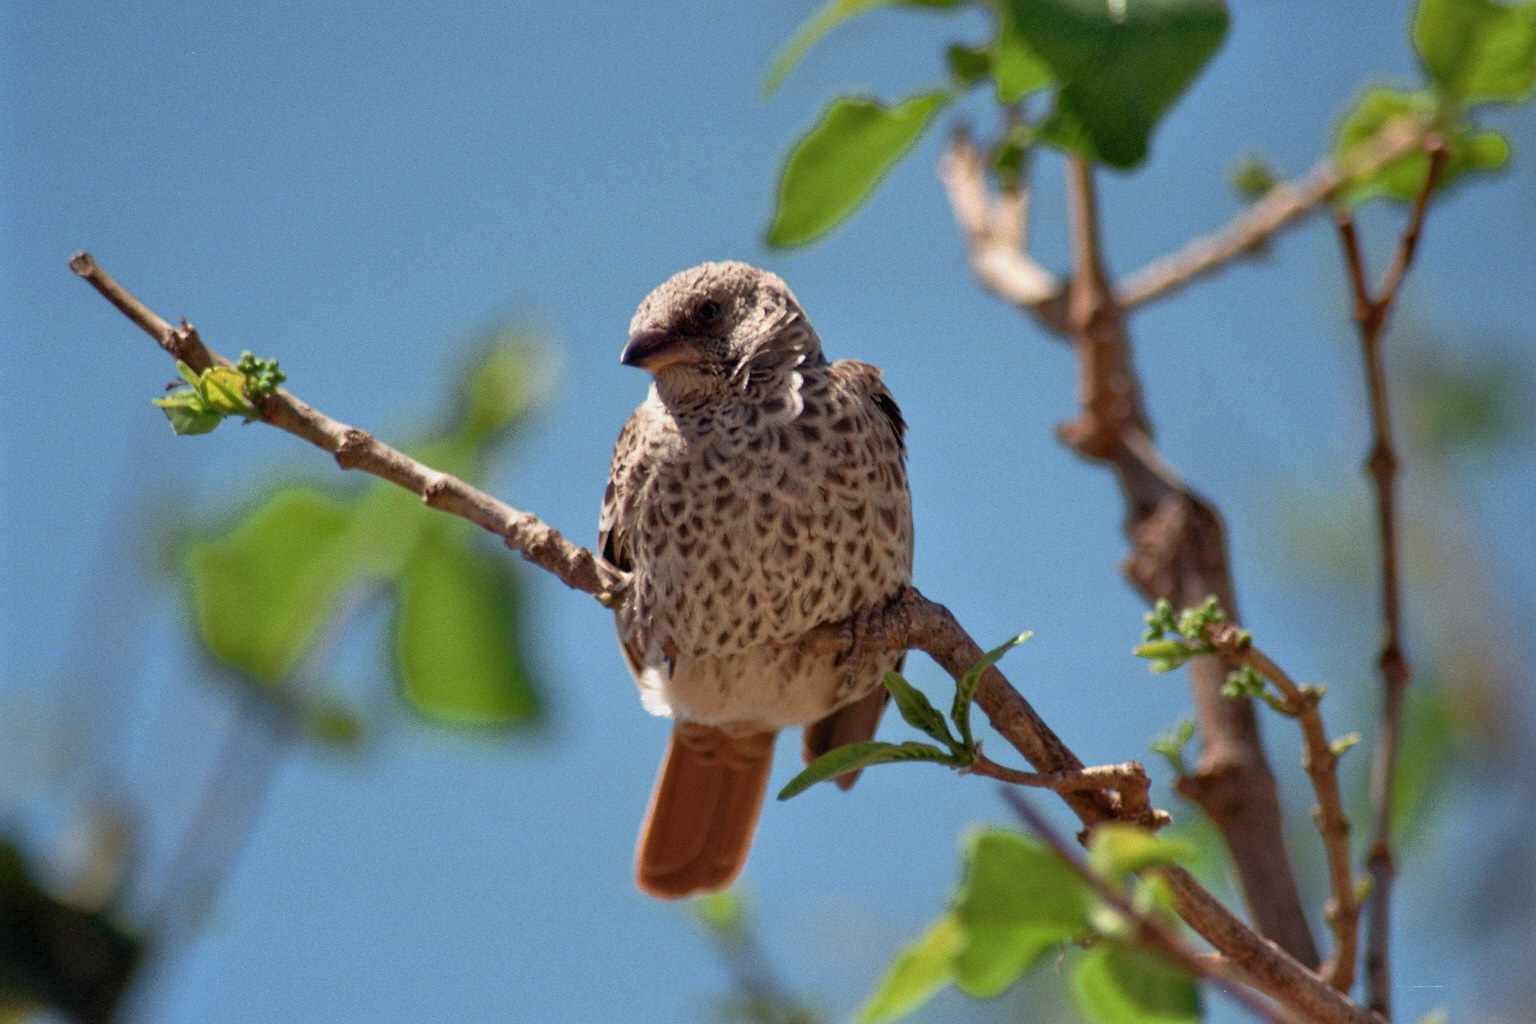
xmin=855 ymin=913 xmax=966 ymax=1023
xmin=1013 ymin=0 xmax=1229 ymax=168
xmin=1087 ymin=824 xmax=1195 ymax=883
xmin=395 ymin=525 xmax=538 ymax=726
xmin=777 ymin=740 xmax=954 ymax=799
xmin=1073 ymin=944 xmax=1200 ymax=1024
xmin=767 ymin=92 xmax=950 ymax=247
xmin=1415 ymin=0 xmax=1536 ymax=103
xmin=952 ymin=830 xmax=1092 ymax=997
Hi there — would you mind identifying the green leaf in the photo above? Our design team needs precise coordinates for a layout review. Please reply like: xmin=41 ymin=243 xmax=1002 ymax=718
xmin=953 ymin=632 xmax=1031 ymax=753
xmin=152 ymin=359 xmax=261 ymax=434
xmin=1334 ymin=87 xmax=1510 ymax=204
xmin=947 ymin=44 xmax=993 ymax=89
xmin=457 ymin=339 xmax=545 ymax=447
xmin=1133 ymin=639 xmax=1194 ymax=673
xmin=1415 ymin=0 xmax=1536 ymax=104
xmin=1087 ymin=824 xmax=1195 ymax=882
xmin=1012 ymin=0 xmax=1229 ymax=168
xmin=186 ymin=488 xmax=362 ymax=683
xmin=885 ymin=670 xmax=959 ymax=747
xmin=992 ymin=3 xmax=1055 ymax=103
xmin=1072 ymin=944 xmax=1200 ymax=1024
xmin=855 ymin=913 xmax=966 ymax=1023
xmin=778 ymin=740 xmax=954 ymax=799
xmin=767 ymin=92 xmax=951 ymax=248
xmin=153 ymin=391 xmax=225 ymax=435
xmin=952 ymin=830 xmax=1092 ymax=997
xmin=764 ymin=0 xmax=963 ymax=97
xmin=395 ymin=525 xmax=538 ymax=726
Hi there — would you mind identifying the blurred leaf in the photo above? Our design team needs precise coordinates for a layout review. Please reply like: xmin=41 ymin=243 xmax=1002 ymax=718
xmin=1014 ymin=0 xmax=1229 ymax=168
xmin=1231 ymin=154 xmax=1280 ymax=199
xmin=1072 ymin=944 xmax=1200 ymax=1024
xmin=694 ymin=890 xmax=745 ymax=936
xmin=1415 ymin=0 xmax=1536 ymax=103
xmin=777 ymin=740 xmax=954 ymax=799
xmin=1334 ymin=88 xmax=1509 ymax=204
xmin=1390 ymin=678 xmax=1459 ymax=848
xmin=395 ymin=525 xmax=538 ymax=726
xmin=856 ymin=913 xmax=966 ymax=1023
xmin=1086 ymin=824 xmax=1195 ymax=882
xmin=763 ymin=0 xmax=963 ymax=96
xmin=1402 ymin=342 xmax=1532 ymax=462
xmin=947 ymin=43 xmax=993 ymax=88
xmin=952 ymin=830 xmax=1092 ymax=997
xmin=186 ymin=489 xmax=362 ymax=683
xmin=885 ymin=670 xmax=958 ymax=747
xmin=768 ymin=92 xmax=950 ymax=247
xmin=457 ymin=340 xmax=545 ymax=447
xmin=992 ymin=5 xmax=1055 ymax=103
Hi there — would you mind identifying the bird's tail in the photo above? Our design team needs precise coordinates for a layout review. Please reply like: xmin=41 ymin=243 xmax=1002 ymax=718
xmin=636 ymin=722 xmax=775 ymax=899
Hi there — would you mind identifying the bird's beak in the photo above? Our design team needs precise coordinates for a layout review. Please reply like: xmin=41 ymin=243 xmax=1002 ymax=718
xmin=620 ymin=329 xmax=701 ymax=373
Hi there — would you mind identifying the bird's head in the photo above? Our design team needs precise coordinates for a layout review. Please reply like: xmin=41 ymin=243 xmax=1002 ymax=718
xmin=622 ymin=261 xmax=824 ymax=403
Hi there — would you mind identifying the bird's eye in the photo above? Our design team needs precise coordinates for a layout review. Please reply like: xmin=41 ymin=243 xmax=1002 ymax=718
xmin=697 ymin=299 xmax=722 ymax=322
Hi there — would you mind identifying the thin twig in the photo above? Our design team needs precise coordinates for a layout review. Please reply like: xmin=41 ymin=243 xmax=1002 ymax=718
xmin=1334 ymin=140 xmax=1447 ymax=1020
xmin=1004 ymin=792 xmax=1304 ymax=1024
xmin=69 ymin=252 xmax=625 ymax=603
xmin=1119 ymin=117 xmax=1428 ymax=310
xmin=967 ymin=753 xmax=1158 ymax=822
xmin=1231 ymin=641 xmax=1361 ymax=993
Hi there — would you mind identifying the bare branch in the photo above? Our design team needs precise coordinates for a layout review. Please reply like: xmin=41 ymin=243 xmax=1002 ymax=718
xmin=70 ymin=252 xmax=626 ymax=603
xmin=967 ymin=753 xmax=1158 ymax=823
xmin=1334 ymin=139 xmax=1447 ymax=1019
xmin=1119 ymin=117 xmax=1428 ymax=310
xmin=939 ymin=128 xmax=1067 ymax=331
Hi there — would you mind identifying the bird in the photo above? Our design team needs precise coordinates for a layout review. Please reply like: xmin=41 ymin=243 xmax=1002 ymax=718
xmin=600 ymin=261 xmax=913 ymax=899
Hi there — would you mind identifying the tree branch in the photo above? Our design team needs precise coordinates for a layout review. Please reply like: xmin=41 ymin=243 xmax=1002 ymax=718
xmin=1053 ymin=157 xmax=1320 ymax=967
xmin=1333 ymin=139 xmax=1446 ymax=1019
xmin=938 ymin=128 xmax=1067 ymax=330
xmin=1118 ymin=117 xmax=1428 ymax=311
xmin=1005 ymin=792 xmax=1303 ymax=1024
xmin=75 ymin=253 xmax=1382 ymax=1024
xmin=69 ymin=252 xmax=625 ymax=603
xmin=1230 ymin=641 xmax=1361 ymax=993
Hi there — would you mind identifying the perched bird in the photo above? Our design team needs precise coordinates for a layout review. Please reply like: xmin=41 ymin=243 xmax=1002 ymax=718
xmin=601 ymin=261 xmax=913 ymax=898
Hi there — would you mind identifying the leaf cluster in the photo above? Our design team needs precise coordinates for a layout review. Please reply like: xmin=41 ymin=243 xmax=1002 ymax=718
xmin=858 ymin=826 xmax=1198 ymax=1024
xmin=152 ymin=351 xmax=287 ymax=436
xmin=764 ymin=0 xmax=1533 ymax=247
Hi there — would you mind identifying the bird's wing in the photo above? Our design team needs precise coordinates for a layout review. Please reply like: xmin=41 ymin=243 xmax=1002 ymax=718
xmin=829 ymin=359 xmax=906 ymax=446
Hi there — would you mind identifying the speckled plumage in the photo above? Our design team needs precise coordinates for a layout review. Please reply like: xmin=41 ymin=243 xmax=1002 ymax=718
xmin=602 ymin=261 xmax=913 ymax=898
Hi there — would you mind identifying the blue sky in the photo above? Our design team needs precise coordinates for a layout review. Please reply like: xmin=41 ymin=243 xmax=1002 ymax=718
xmin=4 ymin=2 xmax=1534 ymax=1022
